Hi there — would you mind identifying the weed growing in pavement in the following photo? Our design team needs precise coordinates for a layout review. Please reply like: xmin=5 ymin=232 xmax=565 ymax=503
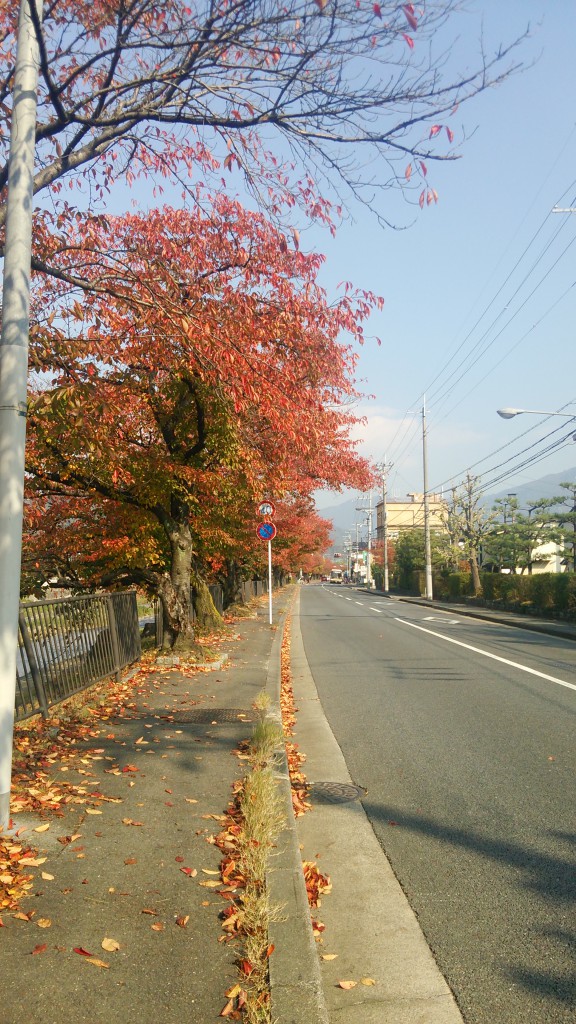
xmin=217 ymin=712 xmax=285 ymax=1023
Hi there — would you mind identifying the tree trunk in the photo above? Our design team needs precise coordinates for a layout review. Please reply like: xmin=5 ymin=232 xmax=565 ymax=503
xmin=469 ymin=552 xmax=482 ymax=597
xmin=159 ymin=520 xmax=195 ymax=649
xmin=191 ymin=574 xmax=223 ymax=631
xmin=222 ymin=559 xmax=245 ymax=608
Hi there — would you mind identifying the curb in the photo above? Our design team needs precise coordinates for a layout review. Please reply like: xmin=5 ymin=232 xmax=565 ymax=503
xmin=265 ymin=599 xmax=329 ymax=1024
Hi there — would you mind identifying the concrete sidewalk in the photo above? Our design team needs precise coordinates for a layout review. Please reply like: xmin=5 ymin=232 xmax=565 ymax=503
xmin=1 ymin=589 xmax=295 ymax=1024
xmin=5 ymin=583 xmax=570 ymax=1024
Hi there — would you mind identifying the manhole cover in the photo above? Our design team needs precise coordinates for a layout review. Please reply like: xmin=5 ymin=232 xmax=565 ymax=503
xmin=308 ymin=781 xmax=367 ymax=804
xmin=164 ymin=708 xmax=257 ymax=724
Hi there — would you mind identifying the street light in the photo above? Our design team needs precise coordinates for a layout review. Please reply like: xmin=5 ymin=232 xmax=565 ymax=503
xmin=497 ymin=407 xmax=575 ymax=420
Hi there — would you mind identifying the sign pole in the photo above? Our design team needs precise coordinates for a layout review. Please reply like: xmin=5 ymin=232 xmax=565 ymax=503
xmin=268 ymin=539 xmax=273 ymax=625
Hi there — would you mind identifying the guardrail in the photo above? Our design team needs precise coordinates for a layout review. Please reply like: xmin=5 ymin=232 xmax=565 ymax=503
xmin=16 ymin=591 xmax=141 ymax=722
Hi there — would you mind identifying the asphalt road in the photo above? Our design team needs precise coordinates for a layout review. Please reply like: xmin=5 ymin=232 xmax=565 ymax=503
xmin=298 ymin=584 xmax=576 ymax=1024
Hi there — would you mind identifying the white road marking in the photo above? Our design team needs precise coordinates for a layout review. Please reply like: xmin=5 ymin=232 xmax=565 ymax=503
xmin=395 ymin=617 xmax=576 ymax=692
xmin=345 ymin=597 xmax=353 ymax=601
xmin=355 ymin=601 xmax=364 ymax=606
xmin=423 ymin=616 xmax=460 ymax=624
xmin=369 ymin=607 xmax=383 ymax=613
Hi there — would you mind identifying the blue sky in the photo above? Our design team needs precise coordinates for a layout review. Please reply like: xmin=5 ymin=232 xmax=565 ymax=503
xmin=53 ymin=1 xmax=576 ymax=509
xmin=308 ymin=1 xmax=576 ymax=506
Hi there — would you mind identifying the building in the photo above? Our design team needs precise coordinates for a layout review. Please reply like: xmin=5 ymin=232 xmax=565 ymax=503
xmin=375 ymin=492 xmax=447 ymax=541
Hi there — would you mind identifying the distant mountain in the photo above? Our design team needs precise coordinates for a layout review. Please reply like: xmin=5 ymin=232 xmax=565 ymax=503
xmin=317 ymin=466 xmax=576 ymax=554
xmin=484 ymin=467 xmax=576 ymax=507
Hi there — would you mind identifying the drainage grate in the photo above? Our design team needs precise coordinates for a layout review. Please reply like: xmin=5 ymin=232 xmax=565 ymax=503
xmin=307 ymin=781 xmax=367 ymax=804
xmin=164 ymin=708 xmax=257 ymax=724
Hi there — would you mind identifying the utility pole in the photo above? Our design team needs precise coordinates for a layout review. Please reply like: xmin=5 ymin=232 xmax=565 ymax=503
xmin=0 ymin=0 xmax=43 ymax=829
xmin=356 ymin=493 xmax=375 ymax=589
xmin=381 ymin=459 xmax=393 ymax=593
xmin=422 ymin=398 xmax=433 ymax=601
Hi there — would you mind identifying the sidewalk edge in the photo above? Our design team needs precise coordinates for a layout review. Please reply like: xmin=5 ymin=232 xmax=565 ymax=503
xmin=266 ymin=596 xmax=329 ymax=1024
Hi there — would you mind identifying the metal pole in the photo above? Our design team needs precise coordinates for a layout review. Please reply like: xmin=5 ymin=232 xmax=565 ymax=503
xmin=268 ymin=540 xmax=273 ymax=625
xmin=422 ymin=399 xmax=433 ymax=600
xmin=382 ymin=463 xmax=390 ymax=593
xmin=0 ymin=0 xmax=43 ymax=830
xmin=366 ymin=495 xmax=374 ymax=589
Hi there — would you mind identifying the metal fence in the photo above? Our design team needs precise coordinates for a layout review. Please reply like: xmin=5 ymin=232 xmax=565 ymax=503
xmin=16 ymin=591 xmax=141 ymax=722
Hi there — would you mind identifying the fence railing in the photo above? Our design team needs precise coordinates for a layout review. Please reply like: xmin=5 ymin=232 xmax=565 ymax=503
xmin=16 ymin=591 xmax=141 ymax=722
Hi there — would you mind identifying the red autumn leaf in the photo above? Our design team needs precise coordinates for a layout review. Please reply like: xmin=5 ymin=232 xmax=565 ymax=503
xmin=373 ymin=3 xmax=382 ymax=17
xmin=429 ymin=124 xmax=441 ymax=138
xmin=419 ymin=160 xmax=427 ymax=177
xmin=446 ymin=126 xmax=454 ymax=143
xmin=31 ymin=943 xmax=48 ymax=954
xmin=405 ymin=163 xmax=412 ymax=180
xmin=74 ymin=946 xmax=93 ymax=956
xmin=402 ymin=4 xmax=418 ymax=30
xmin=402 ymin=34 xmax=414 ymax=49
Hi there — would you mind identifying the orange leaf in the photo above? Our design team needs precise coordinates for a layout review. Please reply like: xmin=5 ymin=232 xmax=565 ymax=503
xmin=337 ymin=980 xmax=357 ymax=990
xmin=85 ymin=957 xmax=109 ymax=968
xmin=31 ymin=943 xmax=47 ymax=954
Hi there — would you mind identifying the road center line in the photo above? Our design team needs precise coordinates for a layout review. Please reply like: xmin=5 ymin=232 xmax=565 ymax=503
xmin=369 ymin=607 xmax=383 ymax=613
xmin=395 ymin=617 xmax=576 ymax=692
xmin=355 ymin=601 xmax=364 ymax=606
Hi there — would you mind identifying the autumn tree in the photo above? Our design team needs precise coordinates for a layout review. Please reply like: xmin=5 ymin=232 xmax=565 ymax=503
xmin=25 ymin=198 xmax=378 ymax=645
xmin=1 ymin=0 xmax=526 ymax=277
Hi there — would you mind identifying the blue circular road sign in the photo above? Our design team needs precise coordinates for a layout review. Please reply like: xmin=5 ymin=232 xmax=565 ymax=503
xmin=257 ymin=522 xmax=277 ymax=541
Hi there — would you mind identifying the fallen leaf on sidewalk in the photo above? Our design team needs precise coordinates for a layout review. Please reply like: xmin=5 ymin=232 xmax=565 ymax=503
xmin=33 ymin=823 xmax=51 ymax=833
xmin=101 ymin=937 xmax=120 ymax=952
xmin=74 ymin=947 xmax=93 ymax=956
xmin=31 ymin=943 xmax=47 ymax=954
xmin=85 ymin=957 xmax=109 ymax=968
xmin=151 ymin=922 xmax=164 ymax=932
xmin=37 ymin=918 xmax=52 ymax=928
xmin=361 ymin=978 xmax=376 ymax=986
xmin=175 ymin=915 xmax=189 ymax=928
xmin=180 ymin=867 xmax=197 ymax=877
xmin=337 ymin=980 xmax=357 ymax=990
xmin=321 ymin=953 xmax=338 ymax=961
xmin=41 ymin=872 xmax=54 ymax=881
